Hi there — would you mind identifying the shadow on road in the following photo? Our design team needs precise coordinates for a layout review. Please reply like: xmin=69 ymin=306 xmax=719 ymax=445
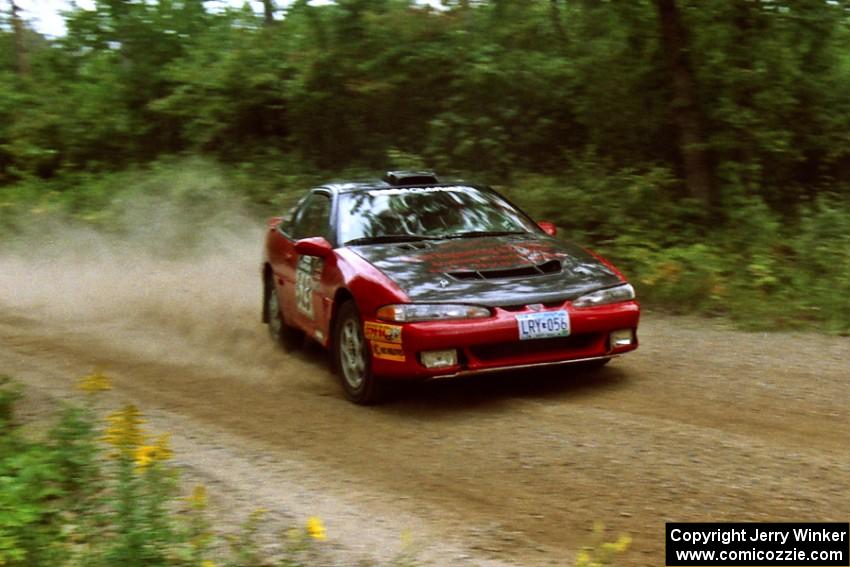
xmin=385 ymin=364 xmax=631 ymax=413
xmin=274 ymin=331 xmax=632 ymax=413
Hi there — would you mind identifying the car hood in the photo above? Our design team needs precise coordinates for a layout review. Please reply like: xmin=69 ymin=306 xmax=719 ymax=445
xmin=349 ymin=234 xmax=623 ymax=307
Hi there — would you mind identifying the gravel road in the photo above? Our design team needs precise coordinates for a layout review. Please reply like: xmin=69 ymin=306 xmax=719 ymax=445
xmin=1 ymin=233 xmax=847 ymax=566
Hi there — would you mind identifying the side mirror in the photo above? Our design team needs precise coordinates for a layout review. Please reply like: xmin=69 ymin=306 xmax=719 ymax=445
xmin=537 ymin=221 xmax=557 ymax=237
xmin=294 ymin=236 xmax=334 ymax=258
xmin=267 ymin=216 xmax=284 ymax=230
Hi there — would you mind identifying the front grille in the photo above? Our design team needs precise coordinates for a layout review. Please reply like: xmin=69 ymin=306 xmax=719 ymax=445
xmin=469 ymin=333 xmax=600 ymax=362
xmin=499 ymin=301 xmax=565 ymax=312
xmin=448 ymin=259 xmax=561 ymax=281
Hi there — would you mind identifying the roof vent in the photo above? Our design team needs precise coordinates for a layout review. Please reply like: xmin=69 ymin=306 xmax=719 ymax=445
xmin=382 ymin=171 xmax=439 ymax=186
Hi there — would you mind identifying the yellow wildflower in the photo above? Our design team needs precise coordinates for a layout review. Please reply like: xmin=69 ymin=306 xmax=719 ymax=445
xmin=134 ymin=445 xmax=156 ymax=470
xmin=133 ymin=432 xmax=172 ymax=472
xmin=187 ymin=485 xmax=208 ymax=509
xmin=575 ymin=549 xmax=591 ymax=566
xmin=201 ymin=561 xmax=215 ymax=567
xmin=659 ymin=261 xmax=682 ymax=282
xmin=400 ymin=529 xmax=413 ymax=549
xmin=306 ymin=516 xmax=326 ymax=541
xmin=710 ymin=282 xmax=727 ymax=299
xmin=592 ymin=521 xmax=605 ymax=535
xmin=614 ymin=534 xmax=632 ymax=553
xmin=103 ymin=405 xmax=146 ymax=458
xmin=152 ymin=433 xmax=173 ymax=460
xmin=641 ymin=274 xmax=658 ymax=286
xmin=77 ymin=371 xmax=112 ymax=394
xmin=286 ymin=527 xmax=304 ymax=544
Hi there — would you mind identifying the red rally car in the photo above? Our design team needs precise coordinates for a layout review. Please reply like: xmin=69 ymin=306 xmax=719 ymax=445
xmin=262 ymin=171 xmax=639 ymax=403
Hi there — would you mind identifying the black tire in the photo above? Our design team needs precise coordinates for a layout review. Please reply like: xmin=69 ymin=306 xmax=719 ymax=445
xmin=333 ymin=300 xmax=384 ymax=404
xmin=264 ymin=275 xmax=301 ymax=349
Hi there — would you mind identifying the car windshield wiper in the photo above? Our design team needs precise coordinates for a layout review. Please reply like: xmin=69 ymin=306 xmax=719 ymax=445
xmin=344 ymin=234 xmax=441 ymax=246
xmin=437 ymin=230 xmax=528 ymax=240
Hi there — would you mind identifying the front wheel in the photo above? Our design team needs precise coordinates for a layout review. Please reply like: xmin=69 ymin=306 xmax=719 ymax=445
xmin=333 ymin=301 xmax=383 ymax=404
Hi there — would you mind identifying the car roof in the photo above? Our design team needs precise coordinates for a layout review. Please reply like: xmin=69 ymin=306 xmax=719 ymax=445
xmin=322 ymin=181 xmax=486 ymax=195
xmin=317 ymin=170 xmax=489 ymax=195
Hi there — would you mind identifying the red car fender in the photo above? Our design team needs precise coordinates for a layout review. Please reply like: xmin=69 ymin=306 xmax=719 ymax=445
xmin=330 ymin=247 xmax=410 ymax=326
xmin=583 ymin=247 xmax=629 ymax=283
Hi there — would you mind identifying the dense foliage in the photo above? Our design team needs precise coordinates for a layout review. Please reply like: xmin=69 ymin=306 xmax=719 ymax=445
xmin=1 ymin=0 xmax=849 ymax=332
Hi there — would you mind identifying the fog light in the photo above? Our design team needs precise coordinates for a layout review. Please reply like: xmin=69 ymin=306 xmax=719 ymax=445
xmin=610 ymin=329 xmax=635 ymax=348
xmin=420 ymin=349 xmax=458 ymax=369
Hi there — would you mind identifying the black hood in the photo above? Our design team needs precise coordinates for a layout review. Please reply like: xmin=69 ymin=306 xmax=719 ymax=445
xmin=350 ymin=234 xmax=622 ymax=307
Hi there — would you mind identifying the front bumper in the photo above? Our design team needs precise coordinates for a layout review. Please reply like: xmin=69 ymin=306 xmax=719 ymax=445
xmin=366 ymin=300 xmax=640 ymax=380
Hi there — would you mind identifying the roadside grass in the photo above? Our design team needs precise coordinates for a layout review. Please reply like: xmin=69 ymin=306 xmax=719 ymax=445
xmin=0 ymin=375 xmax=631 ymax=566
xmin=505 ymin=167 xmax=850 ymax=335
xmin=3 ymin=156 xmax=845 ymax=333
xmin=0 ymin=373 xmax=330 ymax=567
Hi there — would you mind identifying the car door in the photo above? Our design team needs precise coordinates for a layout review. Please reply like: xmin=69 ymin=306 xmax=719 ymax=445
xmin=267 ymin=194 xmax=305 ymax=326
xmin=270 ymin=190 xmax=334 ymax=339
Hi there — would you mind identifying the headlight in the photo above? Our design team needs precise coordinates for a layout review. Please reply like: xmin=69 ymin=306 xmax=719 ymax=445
xmin=572 ymin=283 xmax=635 ymax=308
xmin=376 ymin=304 xmax=492 ymax=322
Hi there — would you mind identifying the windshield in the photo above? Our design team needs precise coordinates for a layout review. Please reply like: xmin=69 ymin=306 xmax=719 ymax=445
xmin=338 ymin=186 xmax=538 ymax=245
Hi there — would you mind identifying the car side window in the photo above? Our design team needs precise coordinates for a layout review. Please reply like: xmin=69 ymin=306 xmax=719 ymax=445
xmin=291 ymin=192 xmax=332 ymax=241
xmin=277 ymin=194 xmax=309 ymax=236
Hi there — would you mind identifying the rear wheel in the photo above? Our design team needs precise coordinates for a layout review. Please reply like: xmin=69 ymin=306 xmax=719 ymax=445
xmin=333 ymin=301 xmax=383 ymax=404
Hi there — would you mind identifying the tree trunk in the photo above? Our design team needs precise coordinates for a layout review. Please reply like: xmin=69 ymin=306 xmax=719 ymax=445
xmin=654 ymin=0 xmax=713 ymax=204
xmin=262 ymin=0 xmax=275 ymax=25
xmin=549 ymin=0 xmax=567 ymax=46
xmin=10 ymin=0 xmax=30 ymax=76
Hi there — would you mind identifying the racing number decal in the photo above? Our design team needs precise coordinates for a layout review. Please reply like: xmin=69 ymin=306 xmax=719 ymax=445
xmin=295 ymin=256 xmax=323 ymax=319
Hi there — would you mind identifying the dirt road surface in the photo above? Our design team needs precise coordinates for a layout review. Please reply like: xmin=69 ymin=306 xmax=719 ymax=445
xmin=0 ymin=231 xmax=847 ymax=565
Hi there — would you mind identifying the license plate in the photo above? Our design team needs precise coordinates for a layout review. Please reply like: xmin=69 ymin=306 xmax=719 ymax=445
xmin=516 ymin=310 xmax=570 ymax=340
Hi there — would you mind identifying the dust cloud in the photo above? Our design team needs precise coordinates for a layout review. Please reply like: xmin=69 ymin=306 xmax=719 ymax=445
xmin=0 ymin=197 xmax=286 ymax=380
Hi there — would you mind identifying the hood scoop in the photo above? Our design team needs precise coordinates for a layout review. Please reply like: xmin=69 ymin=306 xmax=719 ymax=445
xmin=349 ymin=234 xmax=622 ymax=306
xmin=396 ymin=241 xmax=434 ymax=251
xmin=448 ymin=259 xmax=562 ymax=281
